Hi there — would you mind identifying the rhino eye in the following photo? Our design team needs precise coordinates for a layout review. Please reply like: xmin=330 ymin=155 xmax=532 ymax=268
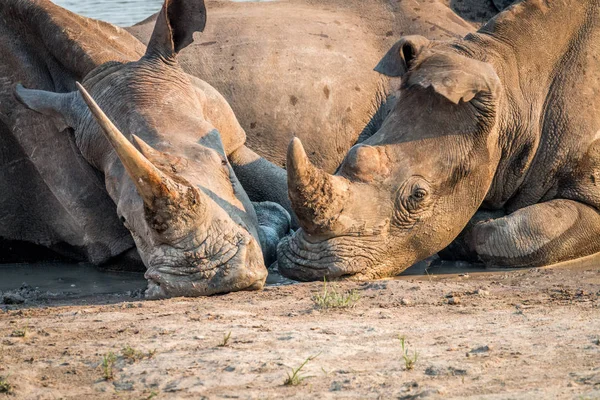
xmin=396 ymin=177 xmax=432 ymax=213
xmin=412 ymin=187 xmax=428 ymax=201
xmin=393 ymin=177 xmax=433 ymax=229
xmin=405 ymin=185 xmax=429 ymax=211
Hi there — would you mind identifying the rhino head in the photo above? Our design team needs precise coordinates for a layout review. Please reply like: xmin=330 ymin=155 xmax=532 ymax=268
xmin=15 ymin=0 xmax=269 ymax=297
xmin=278 ymin=35 xmax=503 ymax=280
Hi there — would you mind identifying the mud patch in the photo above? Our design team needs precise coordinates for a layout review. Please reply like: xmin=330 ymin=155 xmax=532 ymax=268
xmin=0 ymin=263 xmax=146 ymax=307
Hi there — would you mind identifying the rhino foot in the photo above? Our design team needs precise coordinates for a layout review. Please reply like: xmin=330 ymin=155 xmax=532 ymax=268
xmin=254 ymin=201 xmax=292 ymax=267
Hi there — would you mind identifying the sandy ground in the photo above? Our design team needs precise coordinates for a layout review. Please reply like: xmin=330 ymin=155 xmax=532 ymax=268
xmin=1 ymin=258 xmax=600 ymax=399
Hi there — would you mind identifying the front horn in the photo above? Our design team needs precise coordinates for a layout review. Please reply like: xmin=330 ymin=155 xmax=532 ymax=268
xmin=286 ymin=137 xmax=349 ymax=234
xmin=76 ymin=82 xmax=182 ymax=208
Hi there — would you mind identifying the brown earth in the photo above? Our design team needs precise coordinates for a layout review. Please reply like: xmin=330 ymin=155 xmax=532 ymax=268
xmin=1 ymin=257 xmax=600 ymax=399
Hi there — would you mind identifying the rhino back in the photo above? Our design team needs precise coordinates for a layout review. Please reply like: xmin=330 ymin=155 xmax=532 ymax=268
xmin=0 ymin=0 xmax=142 ymax=263
xmin=128 ymin=0 xmax=475 ymax=172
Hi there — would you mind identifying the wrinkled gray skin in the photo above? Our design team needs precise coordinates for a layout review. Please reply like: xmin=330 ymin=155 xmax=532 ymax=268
xmin=0 ymin=0 xmax=290 ymax=297
xmin=279 ymin=0 xmax=600 ymax=281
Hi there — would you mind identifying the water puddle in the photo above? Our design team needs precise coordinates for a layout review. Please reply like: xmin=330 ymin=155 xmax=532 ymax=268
xmin=0 ymin=263 xmax=147 ymax=306
xmin=54 ymin=0 xmax=163 ymax=26
xmin=0 ymin=262 xmax=296 ymax=306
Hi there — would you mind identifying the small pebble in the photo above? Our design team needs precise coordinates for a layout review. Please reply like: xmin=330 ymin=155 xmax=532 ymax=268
xmin=448 ymin=297 xmax=461 ymax=305
xmin=401 ymin=298 xmax=412 ymax=306
xmin=467 ymin=345 xmax=493 ymax=357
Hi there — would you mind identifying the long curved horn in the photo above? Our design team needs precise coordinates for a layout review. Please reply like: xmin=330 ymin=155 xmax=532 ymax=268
xmin=287 ymin=137 xmax=349 ymax=233
xmin=76 ymin=82 xmax=178 ymax=206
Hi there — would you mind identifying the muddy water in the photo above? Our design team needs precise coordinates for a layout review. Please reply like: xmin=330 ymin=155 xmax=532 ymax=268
xmin=0 ymin=262 xmax=296 ymax=305
xmin=53 ymin=0 xmax=275 ymax=27
xmin=0 ymin=263 xmax=147 ymax=302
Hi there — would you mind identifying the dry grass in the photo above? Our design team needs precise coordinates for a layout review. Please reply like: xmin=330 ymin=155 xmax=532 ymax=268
xmin=218 ymin=331 xmax=232 ymax=347
xmin=121 ymin=345 xmax=156 ymax=362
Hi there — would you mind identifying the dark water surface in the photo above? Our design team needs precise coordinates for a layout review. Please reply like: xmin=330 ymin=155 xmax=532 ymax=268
xmin=0 ymin=263 xmax=147 ymax=299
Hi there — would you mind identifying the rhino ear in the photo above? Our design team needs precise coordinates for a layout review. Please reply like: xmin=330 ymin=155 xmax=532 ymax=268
xmin=14 ymin=84 xmax=80 ymax=131
xmin=374 ymin=36 xmax=430 ymax=77
xmin=407 ymin=55 xmax=500 ymax=104
xmin=146 ymin=0 xmax=207 ymax=58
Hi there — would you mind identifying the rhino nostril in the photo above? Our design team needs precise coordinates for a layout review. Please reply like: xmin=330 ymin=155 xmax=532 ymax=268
xmin=145 ymin=278 xmax=166 ymax=299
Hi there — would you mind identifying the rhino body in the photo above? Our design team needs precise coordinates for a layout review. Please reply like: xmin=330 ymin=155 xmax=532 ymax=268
xmin=279 ymin=0 xmax=600 ymax=280
xmin=0 ymin=0 xmax=292 ymax=297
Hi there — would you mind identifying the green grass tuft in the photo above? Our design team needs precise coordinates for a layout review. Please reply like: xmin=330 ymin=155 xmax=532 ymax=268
xmin=101 ymin=352 xmax=117 ymax=381
xmin=218 ymin=331 xmax=232 ymax=347
xmin=10 ymin=326 xmax=27 ymax=338
xmin=312 ymin=279 xmax=361 ymax=310
xmin=284 ymin=354 xmax=320 ymax=386
xmin=0 ymin=375 xmax=12 ymax=394
xmin=121 ymin=345 xmax=156 ymax=362
xmin=399 ymin=335 xmax=418 ymax=370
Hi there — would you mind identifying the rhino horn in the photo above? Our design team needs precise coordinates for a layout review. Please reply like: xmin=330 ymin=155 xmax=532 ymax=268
xmin=287 ymin=137 xmax=349 ymax=234
xmin=76 ymin=82 xmax=183 ymax=208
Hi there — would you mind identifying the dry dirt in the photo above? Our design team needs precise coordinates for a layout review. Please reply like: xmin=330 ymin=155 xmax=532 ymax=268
xmin=1 ymin=257 xmax=600 ymax=399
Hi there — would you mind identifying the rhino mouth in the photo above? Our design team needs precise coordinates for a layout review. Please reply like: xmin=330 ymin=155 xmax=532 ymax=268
xmin=277 ymin=229 xmax=386 ymax=281
xmin=144 ymin=232 xmax=267 ymax=299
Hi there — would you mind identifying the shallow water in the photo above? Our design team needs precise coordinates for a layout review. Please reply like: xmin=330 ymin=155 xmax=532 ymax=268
xmin=0 ymin=263 xmax=147 ymax=299
xmin=53 ymin=0 xmax=276 ymax=27
xmin=0 ymin=262 xmax=297 ymax=304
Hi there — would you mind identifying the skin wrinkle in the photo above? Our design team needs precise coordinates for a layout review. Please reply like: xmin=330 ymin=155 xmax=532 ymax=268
xmin=278 ymin=233 xmax=386 ymax=279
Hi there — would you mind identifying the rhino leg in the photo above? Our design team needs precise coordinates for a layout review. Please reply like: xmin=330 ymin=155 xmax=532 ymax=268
xmin=253 ymin=201 xmax=292 ymax=267
xmin=467 ymin=200 xmax=600 ymax=268
xmin=229 ymin=145 xmax=297 ymax=227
